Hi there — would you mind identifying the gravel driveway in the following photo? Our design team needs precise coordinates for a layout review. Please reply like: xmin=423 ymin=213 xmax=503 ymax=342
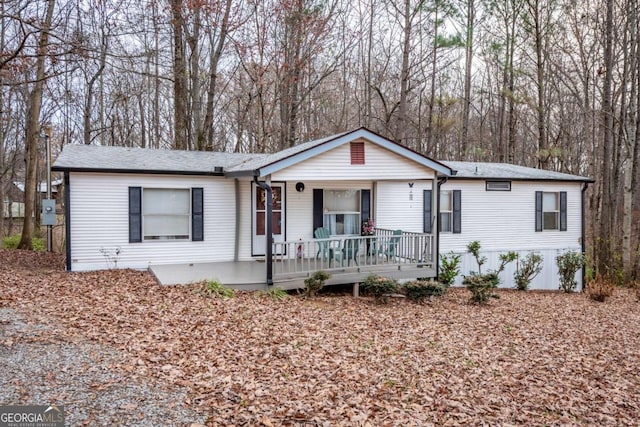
xmin=0 ymin=308 xmax=205 ymax=426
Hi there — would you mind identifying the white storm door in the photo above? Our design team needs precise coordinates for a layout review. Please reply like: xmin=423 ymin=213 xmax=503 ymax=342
xmin=252 ymin=183 xmax=285 ymax=256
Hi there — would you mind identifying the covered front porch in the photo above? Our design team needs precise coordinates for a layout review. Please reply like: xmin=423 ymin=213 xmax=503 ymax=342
xmin=150 ymin=229 xmax=436 ymax=289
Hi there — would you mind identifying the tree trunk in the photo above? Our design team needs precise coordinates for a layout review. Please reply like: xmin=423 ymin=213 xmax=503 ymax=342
xmin=18 ymin=0 xmax=55 ymax=250
xmin=188 ymin=4 xmax=201 ymax=151
xmin=622 ymin=0 xmax=638 ymax=281
xmin=460 ymin=0 xmax=475 ymax=159
xmin=529 ymin=0 xmax=548 ymax=169
xmin=201 ymin=0 xmax=232 ymax=151
xmin=397 ymin=0 xmax=411 ymax=144
xmin=598 ymin=0 xmax=615 ymax=272
xmin=170 ymin=0 xmax=188 ymax=150
xmin=83 ymin=29 xmax=108 ymax=145
xmin=365 ymin=1 xmax=374 ymax=127
xmin=0 ymin=0 xmax=5 ymax=237
xmin=425 ymin=5 xmax=439 ymax=156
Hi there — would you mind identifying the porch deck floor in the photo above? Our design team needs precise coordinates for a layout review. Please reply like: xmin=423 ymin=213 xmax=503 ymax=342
xmin=150 ymin=257 xmax=436 ymax=291
xmin=150 ymin=261 xmax=267 ymax=288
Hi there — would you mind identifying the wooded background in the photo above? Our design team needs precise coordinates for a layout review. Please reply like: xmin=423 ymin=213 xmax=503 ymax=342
xmin=0 ymin=0 xmax=638 ymax=282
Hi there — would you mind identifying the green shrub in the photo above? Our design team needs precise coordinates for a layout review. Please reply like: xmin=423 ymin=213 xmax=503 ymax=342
xmin=360 ymin=274 xmax=399 ymax=303
xmin=258 ymin=287 xmax=289 ymax=301
xmin=556 ymin=251 xmax=585 ymax=293
xmin=466 ymin=241 xmax=486 ymax=274
xmin=201 ymin=280 xmax=235 ymax=298
xmin=514 ymin=252 xmax=544 ymax=291
xmin=463 ymin=273 xmax=500 ymax=304
xmin=438 ymin=252 xmax=461 ymax=286
xmin=303 ymin=270 xmax=331 ymax=297
xmin=403 ymin=280 xmax=446 ymax=302
xmin=2 ymin=235 xmax=45 ymax=251
xmin=464 ymin=241 xmax=516 ymax=304
xmin=497 ymin=251 xmax=518 ymax=273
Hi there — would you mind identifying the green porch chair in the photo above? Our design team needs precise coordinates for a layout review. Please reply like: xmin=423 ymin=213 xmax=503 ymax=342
xmin=378 ymin=229 xmax=402 ymax=261
xmin=314 ymin=227 xmax=332 ymax=260
xmin=334 ymin=238 xmax=360 ymax=267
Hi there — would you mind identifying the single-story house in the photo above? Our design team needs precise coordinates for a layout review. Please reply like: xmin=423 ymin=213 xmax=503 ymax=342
xmin=52 ymin=128 xmax=592 ymax=290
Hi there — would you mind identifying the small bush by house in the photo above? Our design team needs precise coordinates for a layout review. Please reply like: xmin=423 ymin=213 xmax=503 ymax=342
xmin=360 ymin=274 xmax=399 ymax=303
xmin=403 ymin=280 xmax=447 ymax=302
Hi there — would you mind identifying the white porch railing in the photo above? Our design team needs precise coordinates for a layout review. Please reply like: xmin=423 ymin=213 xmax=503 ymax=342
xmin=271 ymin=228 xmax=435 ymax=279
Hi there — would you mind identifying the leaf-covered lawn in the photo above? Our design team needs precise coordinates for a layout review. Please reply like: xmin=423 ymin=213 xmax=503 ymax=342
xmin=1 ymin=249 xmax=639 ymax=425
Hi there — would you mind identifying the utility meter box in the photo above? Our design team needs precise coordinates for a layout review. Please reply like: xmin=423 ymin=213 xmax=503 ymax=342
xmin=42 ymin=199 xmax=56 ymax=225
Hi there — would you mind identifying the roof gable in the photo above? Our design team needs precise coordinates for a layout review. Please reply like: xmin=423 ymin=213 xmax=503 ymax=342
xmin=227 ymin=128 xmax=454 ymax=177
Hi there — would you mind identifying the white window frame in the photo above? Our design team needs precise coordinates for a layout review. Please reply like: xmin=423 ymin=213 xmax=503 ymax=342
xmin=323 ymin=189 xmax=361 ymax=236
xmin=440 ymin=190 xmax=453 ymax=233
xmin=142 ymin=188 xmax=191 ymax=241
xmin=542 ymin=192 xmax=559 ymax=231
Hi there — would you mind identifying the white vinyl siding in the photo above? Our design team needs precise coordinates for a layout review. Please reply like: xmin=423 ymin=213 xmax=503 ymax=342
xmin=440 ymin=180 xmax=584 ymax=290
xmin=375 ymin=181 xmax=432 ymax=233
xmin=68 ymin=173 xmax=236 ymax=271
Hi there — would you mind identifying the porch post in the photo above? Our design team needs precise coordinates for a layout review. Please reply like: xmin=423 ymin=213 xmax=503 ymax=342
xmin=434 ymin=176 xmax=447 ymax=279
xmin=254 ymin=174 xmax=273 ymax=287
xmin=234 ymin=179 xmax=240 ymax=262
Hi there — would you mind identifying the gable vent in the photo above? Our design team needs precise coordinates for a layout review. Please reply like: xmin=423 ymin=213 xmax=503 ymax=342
xmin=350 ymin=142 xmax=365 ymax=165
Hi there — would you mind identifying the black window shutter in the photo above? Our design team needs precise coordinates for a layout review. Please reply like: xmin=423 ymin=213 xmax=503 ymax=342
xmin=535 ymin=191 xmax=543 ymax=232
xmin=452 ymin=190 xmax=462 ymax=234
xmin=129 ymin=187 xmax=142 ymax=243
xmin=559 ymin=191 xmax=567 ymax=231
xmin=423 ymin=189 xmax=432 ymax=233
xmin=192 ymin=187 xmax=204 ymax=241
xmin=313 ymin=188 xmax=323 ymax=232
xmin=361 ymin=189 xmax=371 ymax=223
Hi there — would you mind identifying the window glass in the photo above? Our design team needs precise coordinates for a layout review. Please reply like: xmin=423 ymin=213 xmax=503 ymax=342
xmin=543 ymin=192 xmax=558 ymax=211
xmin=440 ymin=191 xmax=452 ymax=232
xmin=486 ymin=181 xmax=511 ymax=191
xmin=542 ymin=192 xmax=559 ymax=230
xmin=255 ymin=186 xmax=283 ymax=236
xmin=143 ymin=188 xmax=190 ymax=240
xmin=543 ymin=212 xmax=558 ymax=230
xmin=323 ymin=190 xmax=360 ymax=235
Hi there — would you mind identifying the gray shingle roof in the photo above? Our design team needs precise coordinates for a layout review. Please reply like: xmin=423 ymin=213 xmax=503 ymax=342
xmin=52 ymin=144 xmax=262 ymax=175
xmin=52 ymin=141 xmax=593 ymax=183
xmin=443 ymin=161 xmax=593 ymax=182
xmin=226 ymin=131 xmax=350 ymax=172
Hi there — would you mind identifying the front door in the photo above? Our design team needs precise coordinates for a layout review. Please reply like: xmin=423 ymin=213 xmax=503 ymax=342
xmin=252 ymin=183 xmax=285 ymax=256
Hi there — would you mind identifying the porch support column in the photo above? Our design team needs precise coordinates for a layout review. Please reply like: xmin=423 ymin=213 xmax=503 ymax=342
xmin=63 ymin=171 xmax=72 ymax=271
xmin=434 ymin=176 xmax=447 ymax=279
xmin=253 ymin=173 xmax=273 ymax=287
xmin=234 ymin=179 xmax=240 ymax=262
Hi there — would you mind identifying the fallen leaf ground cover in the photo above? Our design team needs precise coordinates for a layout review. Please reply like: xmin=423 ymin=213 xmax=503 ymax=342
xmin=1 ymin=249 xmax=639 ymax=425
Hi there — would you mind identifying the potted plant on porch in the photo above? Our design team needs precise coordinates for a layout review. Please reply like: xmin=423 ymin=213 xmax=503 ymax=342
xmin=361 ymin=218 xmax=375 ymax=254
